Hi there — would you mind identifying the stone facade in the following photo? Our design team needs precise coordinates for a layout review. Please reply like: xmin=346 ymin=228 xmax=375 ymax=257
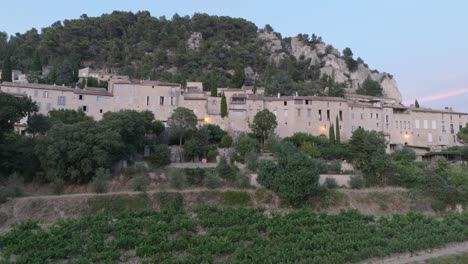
xmin=1 ymin=78 xmax=467 ymax=154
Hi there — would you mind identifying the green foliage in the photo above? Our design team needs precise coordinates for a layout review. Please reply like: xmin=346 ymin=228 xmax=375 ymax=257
xmin=217 ymin=156 xmax=236 ymax=181
xmin=220 ymin=92 xmax=228 ymax=118
xmin=284 ymin=132 xmax=351 ymax=160
xmin=245 ymin=149 xmax=259 ymax=172
xmin=2 ymin=207 xmax=468 ymax=263
xmin=458 ymin=124 xmax=468 ymax=143
xmin=183 ymin=126 xmax=209 ymax=161
xmin=257 ymin=142 xmax=320 ymax=206
xmin=168 ymin=107 xmax=198 ymax=146
xmin=1 ymin=55 xmax=12 ymax=82
xmin=206 ymin=146 xmax=218 ymax=162
xmin=210 ymin=72 xmax=217 ymax=97
xmin=48 ymin=109 xmax=91 ymax=124
xmin=157 ymin=192 xmax=183 ymax=211
xmin=52 ymin=178 xmax=65 ymax=195
xmin=349 ymin=128 xmax=388 ymax=185
xmin=231 ymin=62 xmax=245 ymax=88
xmin=235 ymin=135 xmax=260 ymax=161
xmin=203 ymin=124 xmax=226 ymax=144
xmin=183 ymin=168 xmax=211 ymax=186
xmin=203 ymin=171 xmax=222 ymax=189
xmin=25 ymin=113 xmax=51 ymax=136
xmin=329 ymin=124 xmax=335 ymax=144
xmin=0 ymin=92 xmax=38 ymax=139
xmin=148 ymin=144 xmax=171 ymax=168
xmin=415 ymin=99 xmax=420 ymax=108
xmin=324 ymin=178 xmax=339 ymax=189
xmin=391 ymin=146 xmax=416 ymax=163
xmin=223 ymin=191 xmax=251 ymax=206
xmin=342 ymin=47 xmax=358 ymax=71
xmin=132 ymin=174 xmax=149 ymax=192
xmin=356 ymin=77 xmax=383 ymax=97
xmin=92 ymin=168 xmax=111 ymax=193
xmin=220 ymin=134 xmax=233 ymax=148
xmin=169 ymin=169 xmax=188 ymax=189
xmin=301 ymin=141 xmax=321 ymax=158
xmin=0 ymin=173 xmax=23 ymax=203
xmin=249 ymin=109 xmax=277 ymax=146
xmin=349 ymin=174 xmax=365 ymax=189
xmin=0 ymin=133 xmax=40 ymax=180
xmin=335 ymin=116 xmax=341 ymax=144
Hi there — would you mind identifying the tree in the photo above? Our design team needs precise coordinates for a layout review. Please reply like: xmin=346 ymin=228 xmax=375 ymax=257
xmin=31 ymin=52 xmax=42 ymax=73
xmin=253 ymin=80 xmax=258 ymax=94
xmin=329 ymin=124 xmax=335 ymax=144
xmin=210 ymin=72 xmax=217 ymax=97
xmin=49 ymin=109 xmax=92 ymax=124
xmin=342 ymin=47 xmax=358 ymax=72
xmin=203 ymin=124 xmax=227 ymax=144
xmin=249 ymin=109 xmax=277 ymax=147
xmin=1 ymin=55 xmax=12 ymax=82
xmin=148 ymin=144 xmax=171 ymax=168
xmin=356 ymin=78 xmax=383 ymax=97
xmin=264 ymin=24 xmax=274 ymax=32
xmin=415 ymin=99 xmax=420 ymax=108
xmin=220 ymin=92 xmax=227 ymax=118
xmin=257 ymin=142 xmax=320 ymax=206
xmin=236 ymin=134 xmax=260 ymax=160
xmin=458 ymin=124 xmax=468 ymax=143
xmin=26 ymin=114 xmax=51 ymax=136
xmin=232 ymin=62 xmax=245 ymax=88
xmin=0 ymin=133 xmax=40 ymax=180
xmin=0 ymin=93 xmax=38 ymax=140
xmin=168 ymin=107 xmax=198 ymax=146
xmin=335 ymin=116 xmax=341 ymax=144
xmin=349 ymin=128 xmax=388 ymax=185
xmin=183 ymin=126 xmax=209 ymax=161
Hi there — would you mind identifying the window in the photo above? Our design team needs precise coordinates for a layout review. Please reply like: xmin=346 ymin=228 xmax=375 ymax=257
xmin=128 ymin=96 xmax=134 ymax=105
xmin=82 ymin=106 xmax=88 ymax=112
xmin=432 ymin=120 xmax=437 ymax=130
xmin=57 ymin=96 xmax=66 ymax=105
xmin=400 ymin=121 xmax=402 ymax=128
xmin=339 ymin=110 xmax=343 ymax=121
xmin=450 ymin=124 xmax=454 ymax=134
xmin=415 ymin=120 xmax=420 ymax=129
xmin=326 ymin=110 xmax=330 ymax=121
xmin=423 ymin=120 xmax=428 ymax=129
xmin=78 ymin=94 xmax=83 ymax=100
xmin=351 ymin=125 xmax=356 ymax=132
xmin=428 ymin=133 xmax=433 ymax=142
xmin=297 ymin=109 xmax=301 ymax=117
xmin=146 ymin=96 xmax=150 ymax=106
xmin=360 ymin=113 xmax=364 ymax=120
xmin=34 ymin=90 xmax=38 ymax=97
xmin=43 ymin=91 xmax=48 ymax=98
xmin=99 ymin=109 xmax=103 ymax=113
xmin=284 ymin=101 xmax=287 ymax=106
xmin=96 ymin=96 xmax=104 ymax=103
xmin=159 ymin=96 xmax=165 ymax=105
xmin=386 ymin=115 xmax=389 ymax=122
xmin=351 ymin=113 xmax=355 ymax=119
xmin=308 ymin=122 xmax=311 ymax=127
xmin=370 ymin=113 xmax=373 ymax=119
xmin=376 ymin=113 xmax=379 ymax=119
xmin=307 ymin=109 xmax=311 ymax=117
xmin=305 ymin=100 xmax=309 ymax=105
xmin=46 ymin=103 xmax=51 ymax=111
xmin=170 ymin=97 xmax=175 ymax=106
xmin=318 ymin=110 xmax=322 ymax=121
xmin=377 ymin=123 xmax=379 ymax=128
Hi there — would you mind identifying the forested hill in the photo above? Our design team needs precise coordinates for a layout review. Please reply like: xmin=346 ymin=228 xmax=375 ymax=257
xmin=0 ymin=11 xmax=400 ymax=99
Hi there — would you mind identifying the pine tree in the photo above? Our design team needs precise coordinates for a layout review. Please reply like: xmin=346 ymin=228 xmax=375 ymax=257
xmin=1 ymin=55 xmax=12 ymax=82
xmin=335 ymin=116 xmax=341 ymax=144
xmin=415 ymin=99 xmax=420 ymax=108
xmin=329 ymin=124 xmax=336 ymax=144
xmin=210 ymin=72 xmax=217 ymax=97
xmin=221 ymin=92 xmax=227 ymax=118
xmin=32 ymin=52 xmax=42 ymax=73
xmin=232 ymin=62 xmax=244 ymax=88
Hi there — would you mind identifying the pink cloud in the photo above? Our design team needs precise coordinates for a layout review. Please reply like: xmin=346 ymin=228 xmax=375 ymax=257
xmin=403 ymin=88 xmax=468 ymax=105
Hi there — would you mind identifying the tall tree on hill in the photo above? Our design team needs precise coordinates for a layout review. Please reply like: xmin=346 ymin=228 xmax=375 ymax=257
xmin=415 ymin=99 xmax=420 ymax=108
xmin=356 ymin=78 xmax=383 ymax=97
xmin=220 ymin=93 xmax=228 ymax=118
xmin=1 ymin=55 xmax=12 ymax=82
xmin=335 ymin=116 xmax=341 ymax=144
xmin=232 ymin=62 xmax=245 ymax=88
xmin=210 ymin=72 xmax=217 ymax=97
xmin=329 ymin=124 xmax=336 ymax=144
xmin=31 ymin=52 xmax=42 ymax=73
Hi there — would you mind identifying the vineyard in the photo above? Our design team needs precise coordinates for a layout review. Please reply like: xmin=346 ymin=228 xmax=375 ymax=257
xmin=0 ymin=207 xmax=468 ymax=263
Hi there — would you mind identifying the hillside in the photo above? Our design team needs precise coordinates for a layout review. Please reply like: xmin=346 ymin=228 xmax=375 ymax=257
xmin=0 ymin=11 xmax=401 ymax=100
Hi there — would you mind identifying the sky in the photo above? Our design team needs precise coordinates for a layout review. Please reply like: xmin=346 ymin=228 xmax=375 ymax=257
xmin=1 ymin=0 xmax=468 ymax=112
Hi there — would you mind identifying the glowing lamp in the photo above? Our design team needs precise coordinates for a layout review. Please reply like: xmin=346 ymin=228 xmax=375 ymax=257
xmin=204 ymin=117 xmax=209 ymax=123
xmin=320 ymin=126 xmax=327 ymax=132
xmin=403 ymin=133 xmax=410 ymax=140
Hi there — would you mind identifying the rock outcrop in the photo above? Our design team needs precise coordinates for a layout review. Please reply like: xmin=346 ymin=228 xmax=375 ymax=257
xmin=186 ymin=32 xmax=202 ymax=51
xmin=257 ymin=31 xmax=287 ymax=65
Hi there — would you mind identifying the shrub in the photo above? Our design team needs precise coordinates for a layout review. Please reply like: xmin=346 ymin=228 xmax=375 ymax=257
xmin=184 ymin=168 xmax=206 ymax=186
xmin=203 ymin=171 xmax=222 ymax=189
xmin=328 ymin=160 xmax=342 ymax=174
xmin=169 ymin=169 xmax=188 ymax=189
xmin=219 ymin=134 xmax=233 ymax=148
xmin=324 ymin=178 xmax=339 ymax=189
xmin=245 ymin=149 xmax=258 ymax=172
xmin=235 ymin=170 xmax=252 ymax=189
xmin=349 ymin=174 xmax=365 ymax=189
xmin=148 ymin=144 xmax=171 ymax=168
xmin=92 ymin=168 xmax=111 ymax=193
xmin=223 ymin=191 xmax=251 ymax=206
xmin=217 ymin=156 xmax=236 ymax=181
xmin=0 ymin=173 xmax=24 ymax=203
xmin=236 ymin=135 xmax=260 ymax=161
xmin=123 ymin=162 xmax=149 ymax=176
xmin=52 ymin=178 xmax=65 ymax=195
xmin=133 ymin=174 xmax=149 ymax=192
xmin=158 ymin=192 xmax=183 ymax=211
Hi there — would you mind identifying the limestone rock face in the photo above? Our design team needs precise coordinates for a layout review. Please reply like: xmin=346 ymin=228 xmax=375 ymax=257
xmin=244 ymin=66 xmax=257 ymax=80
xmin=379 ymin=75 xmax=402 ymax=102
xmin=320 ymin=54 xmax=349 ymax=83
xmin=186 ymin=32 xmax=202 ymax=51
xmin=257 ymin=31 xmax=282 ymax=52
xmin=290 ymin=37 xmax=320 ymax=64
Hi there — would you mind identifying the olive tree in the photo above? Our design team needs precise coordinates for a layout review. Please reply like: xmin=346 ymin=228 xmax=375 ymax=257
xmin=249 ymin=109 xmax=277 ymax=147
xmin=168 ymin=107 xmax=198 ymax=146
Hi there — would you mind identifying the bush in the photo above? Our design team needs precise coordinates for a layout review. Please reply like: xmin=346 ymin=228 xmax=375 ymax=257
xmin=133 ymin=174 xmax=149 ymax=192
xmin=184 ymin=168 xmax=206 ymax=186
xmin=235 ymin=170 xmax=252 ymax=189
xmin=123 ymin=162 xmax=149 ymax=176
xmin=148 ymin=144 xmax=171 ymax=168
xmin=0 ymin=173 xmax=24 ymax=203
xmin=169 ymin=169 xmax=188 ymax=189
xmin=236 ymin=135 xmax=260 ymax=161
xmin=324 ymin=178 xmax=339 ymax=189
xmin=349 ymin=175 xmax=365 ymax=189
xmin=92 ymin=168 xmax=111 ymax=193
xmin=219 ymin=134 xmax=233 ymax=148
xmin=52 ymin=178 xmax=65 ymax=195
xmin=328 ymin=160 xmax=342 ymax=174
xmin=203 ymin=171 xmax=222 ymax=189
xmin=158 ymin=192 xmax=183 ymax=211
xmin=245 ymin=149 xmax=258 ymax=172
xmin=217 ymin=156 xmax=236 ymax=181
xmin=223 ymin=191 xmax=251 ymax=206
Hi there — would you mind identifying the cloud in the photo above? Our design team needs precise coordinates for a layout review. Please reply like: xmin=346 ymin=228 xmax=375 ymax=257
xmin=403 ymin=88 xmax=468 ymax=105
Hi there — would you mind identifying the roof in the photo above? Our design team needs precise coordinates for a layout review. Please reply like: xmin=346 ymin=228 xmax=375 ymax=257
xmin=0 ymin=82 xmax=112 ymax=96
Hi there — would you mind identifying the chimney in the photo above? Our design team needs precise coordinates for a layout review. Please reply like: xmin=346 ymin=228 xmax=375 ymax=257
xmin=277 ymin=93 xmax=280 ymax=98
xmin=295 ymin=92 xmax=298 ymax=97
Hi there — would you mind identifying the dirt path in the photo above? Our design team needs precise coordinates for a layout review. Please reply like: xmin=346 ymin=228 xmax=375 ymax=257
xmin=357 ymin=241 xmax=468 ymax=264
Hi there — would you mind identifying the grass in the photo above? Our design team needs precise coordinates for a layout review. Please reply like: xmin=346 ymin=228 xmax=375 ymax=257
xmin=425 ymin=253 xmax=468 ymax=263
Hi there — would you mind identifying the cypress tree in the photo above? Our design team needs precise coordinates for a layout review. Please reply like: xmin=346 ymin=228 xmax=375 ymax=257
xmin=329 ymin=124 xmax=336 ymax=144
xmin=253 ymin=80 xmax=258 ymax=94
xmin=415 ymin=99 xmax=420 ymax=108
xmin=210 ymin=72 xmax=217 ymax=97
xmin=32 ymin=52 xmax=42 ymax=73
xmin=221 ymin=92 xmax=228 ymax=118
xmin=335 ymin=116 xmax=341 ymax=144
xmin=232 ymin=62 xmax=244 ymax=88
xmin=1 ymin=55 xmax=12 ymax=82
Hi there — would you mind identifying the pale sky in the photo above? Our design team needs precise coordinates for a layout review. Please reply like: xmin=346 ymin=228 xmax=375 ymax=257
xmin=1 ymin=0 xmax=467 ymax=112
